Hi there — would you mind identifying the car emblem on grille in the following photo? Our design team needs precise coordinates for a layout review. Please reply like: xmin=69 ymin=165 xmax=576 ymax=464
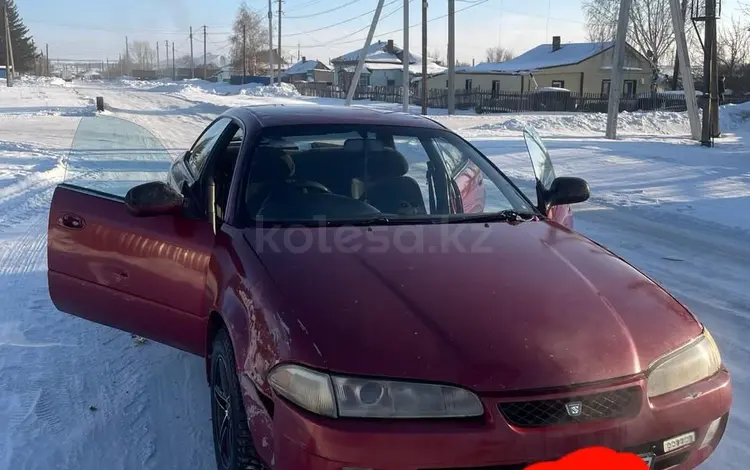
xmin=565 ymin=401 xmax=583 ymax=417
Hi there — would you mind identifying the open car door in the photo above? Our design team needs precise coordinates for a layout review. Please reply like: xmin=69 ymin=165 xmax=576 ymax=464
xmin=522 ymin=125 xmax=574 ymax=229
xmin=47 ymin=116 xmax=215 ymax=355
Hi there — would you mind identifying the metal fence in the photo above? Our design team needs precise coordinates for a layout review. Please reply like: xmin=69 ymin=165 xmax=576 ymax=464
xmin=293 ymin=83 xmax=750 ymax=114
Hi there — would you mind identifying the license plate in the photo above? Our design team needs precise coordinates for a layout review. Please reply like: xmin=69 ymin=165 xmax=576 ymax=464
xmin=663 ymin=432 xmax=696 ymax=453
xmin=639 ymin=453 xmax=655 ymax=469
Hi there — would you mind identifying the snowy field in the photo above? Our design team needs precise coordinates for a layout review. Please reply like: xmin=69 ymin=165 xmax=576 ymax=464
xmin=1 ymin=76 xmax=748 ymax=469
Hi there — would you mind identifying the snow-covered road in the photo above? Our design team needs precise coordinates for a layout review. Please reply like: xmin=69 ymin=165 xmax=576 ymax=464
xmin=1 ymin=78 xmax=748 ymax=469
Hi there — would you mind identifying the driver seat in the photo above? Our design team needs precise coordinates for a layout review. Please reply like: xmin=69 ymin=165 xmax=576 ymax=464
xmin=244 ymin=147 xmax=296 ymax=218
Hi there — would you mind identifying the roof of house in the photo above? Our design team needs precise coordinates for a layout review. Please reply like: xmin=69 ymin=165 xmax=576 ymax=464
xmin=471 ymin=41 xmax=616 ymax=73
xmin=332 ymin=40 xmax=444 ymax=69
xmin=283 ymin=59 xmax=330 ymax=76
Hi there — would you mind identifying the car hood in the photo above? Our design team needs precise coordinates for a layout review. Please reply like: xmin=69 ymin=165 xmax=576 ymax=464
xmin=247 ymin=221 xmax=702 ymax=392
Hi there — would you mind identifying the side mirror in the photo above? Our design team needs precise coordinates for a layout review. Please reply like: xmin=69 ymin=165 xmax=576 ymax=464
xmin=124 ymin=181 xmax=184 ymax=217
xmin=545 ymin=176 xmax=590 ymax=207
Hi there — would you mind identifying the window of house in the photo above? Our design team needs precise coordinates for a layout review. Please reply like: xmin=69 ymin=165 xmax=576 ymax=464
xmin=465 ymin=79 xmax=472 ymax=90
xmin=601 ymin=79 xmax=611 ymax=95
xmin=551 ymin=80 xmax=565 ymax=88
xmin=387 ymin=79 xmax=396 ymax=87
xmin=358 ymin=74 xmax=369 ymax=87
xmin=624 ymin=79 xmax=637 ymax=96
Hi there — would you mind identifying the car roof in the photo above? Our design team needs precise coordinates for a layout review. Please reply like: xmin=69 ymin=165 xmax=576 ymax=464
xmin=225 ymin=104 xmax=446 ymax=130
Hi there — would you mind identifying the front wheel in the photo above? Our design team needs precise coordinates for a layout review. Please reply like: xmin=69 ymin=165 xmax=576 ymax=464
xmin=210 ymin=329 xmax=266 ymax=470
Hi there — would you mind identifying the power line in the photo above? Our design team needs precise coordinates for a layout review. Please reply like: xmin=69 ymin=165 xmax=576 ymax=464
xmin=282 ymin=0 xmax=400 ymax=38
xmin=284 ymin=0 xmax=364 ymax=18
xmin=310 ymin=0 xmax=410 ymax=47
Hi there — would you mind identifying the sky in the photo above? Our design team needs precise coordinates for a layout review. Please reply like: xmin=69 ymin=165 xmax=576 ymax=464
xmin=18 ymin=0 xmax=743 ymax=66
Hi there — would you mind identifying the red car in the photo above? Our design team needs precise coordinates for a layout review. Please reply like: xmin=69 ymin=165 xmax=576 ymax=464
xmin=48 ymin=105 xmax=731 ymax=470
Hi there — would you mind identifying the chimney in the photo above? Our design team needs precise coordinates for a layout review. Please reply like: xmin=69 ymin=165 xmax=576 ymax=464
xmin=386 ymin=39 xmax=394 ymax=53
xmin=552 ymin=36 xmax=561 ymax=51
xmin=302 ymin=56 xmax=306 ymax=62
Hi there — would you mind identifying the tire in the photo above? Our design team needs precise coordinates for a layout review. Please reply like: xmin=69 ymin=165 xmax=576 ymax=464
xmin=210 ymin=328 xmax=266 ymax=470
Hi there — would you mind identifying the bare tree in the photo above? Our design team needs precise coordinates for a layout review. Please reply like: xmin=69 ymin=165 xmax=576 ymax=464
xmin=718 ymin=15 xmax=750 ymax=77
xmin=229 ymin=1 xmax=269 ymax=75
xmin=130 ymin=40 xmax=156 ymax=70
xmin=428 ymin=48 xmax=443 ymax=65
xmin=486 ymin=46 xmax=515 ymax=63
xmin=582 ymin=0 xmax=675 ymax=67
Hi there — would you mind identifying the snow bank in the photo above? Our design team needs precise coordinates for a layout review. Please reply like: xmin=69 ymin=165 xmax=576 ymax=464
xmin=15 ymin=75 xmax=68 ymax=87
xmin=719 ymin=101 xmax=750 ymax=131
xmin=444 ymin=110 xmax=691 ymax=138
xmin=115 ymin=78 xmax=300 ymax=99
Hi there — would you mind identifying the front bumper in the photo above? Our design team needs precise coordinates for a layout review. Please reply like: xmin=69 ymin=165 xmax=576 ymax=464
xmin=268 ymin=369 xmax=731 ymax=470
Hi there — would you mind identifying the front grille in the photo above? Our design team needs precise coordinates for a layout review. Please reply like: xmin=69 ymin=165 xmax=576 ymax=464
xmin=498 ymin=386 xmax=641 ymax=427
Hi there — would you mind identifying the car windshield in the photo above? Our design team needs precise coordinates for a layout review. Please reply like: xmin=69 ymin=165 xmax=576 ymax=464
xmin=244 ymin=124 xmax=534 ymax=225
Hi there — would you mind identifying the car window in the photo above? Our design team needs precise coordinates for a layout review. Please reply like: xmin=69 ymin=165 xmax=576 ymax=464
xmin=433 ymin=138 xmax=467 ymax=177
xmin=187 ymin=118 xmax=233 ymax=177
xmin=242 ymin=124 xmax=534 ymax=226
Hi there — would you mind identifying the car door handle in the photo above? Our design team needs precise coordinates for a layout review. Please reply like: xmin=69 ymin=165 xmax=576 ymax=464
xmin=59 ymin=213 xmax=85 ymax=230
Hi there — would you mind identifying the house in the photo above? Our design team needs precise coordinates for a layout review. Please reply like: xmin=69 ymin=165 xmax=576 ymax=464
xmin=249 ymin=49 xmax=289 ymax=76
xmin=331 ymin=39 xmax=446 ymax=88
xmin=214 ymin=65 xmax=234 ymax=83
xmin=421 ymin=37 xmax=658 ymax=95
xmin=0 ymin=65 xmax=10 ymax=79
xmin=281 ymin=57 xmax=333 ymax=84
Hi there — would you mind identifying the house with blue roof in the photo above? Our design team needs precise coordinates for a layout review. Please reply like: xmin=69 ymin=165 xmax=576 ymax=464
xmin=420 ymin=36 xmax=659 ymax=96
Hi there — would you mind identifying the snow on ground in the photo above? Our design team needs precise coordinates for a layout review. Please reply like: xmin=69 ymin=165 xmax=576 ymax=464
xmin=0 ymin=76 xmax=748 ymax=469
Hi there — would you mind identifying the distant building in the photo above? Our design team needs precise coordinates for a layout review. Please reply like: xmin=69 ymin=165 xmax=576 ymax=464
xmin=331 ymin=39 xmax=445 ymax=88
xmin=281 ymin=57 xmax=333 ymax=84
xmin=419 ymin=36 xmax=660 ymax=95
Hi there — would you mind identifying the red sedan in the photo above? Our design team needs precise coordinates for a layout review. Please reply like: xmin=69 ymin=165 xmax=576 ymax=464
xmin=48 ymin=105 xmax=731 ymax=470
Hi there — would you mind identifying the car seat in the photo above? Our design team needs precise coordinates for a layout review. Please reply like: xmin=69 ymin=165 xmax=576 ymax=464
xmin=244 ymin=147 xmax=296 ymax=218
xmin=348 ymin=140 xmax=427 ymax=216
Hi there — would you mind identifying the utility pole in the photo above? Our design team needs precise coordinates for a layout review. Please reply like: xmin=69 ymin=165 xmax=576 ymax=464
xmin=125 ymin=36 xmax=130 ymax=76
xmin=447 ymin=0 xmax=455 ymax=114
xmin=172 ymin=41 xmax=176 ymax=80
xmin=669 ymin=0 xmax=700 ymax=140
xmin=268 ymin=0 xmax=274 ymax=84
xmin=189 ymin=26 xmax=195 ymax=79
xmin=203 ymin=25 xmax=207 ymax=79
xmin=156 ymin=42 xmax=160 ymax=77
xmin=345 ymin=0 xmax=385 ymax=105
xmin=106 ymin=58 xmax=110 ymax=79
xmin=243 ymin=24 xmax=247 ymax=84
xmin=421 ymin=0 xmax=428 ymax=115
xmin=3 ymin=1 xmax=13 ymax=86
xmin=165 ymin=40 xmax=169 ymax=79
xmin=698 ymin=0 xmax=719 ymax=145
xmin=119 ymin=53 xmax=123 ymax=77
xmin=402 ymin=0 xmax=409 ymax=113
xmin=709 ymin=3 xmax=720 ymax=138
xmin=604 ymin=0 xmax=633 ymax=139
xmin=45 ymin=44 xmax=49 ymax=76
xmin=671 ymin=0 xmax=689 ymax=90
xmin=277 ymin=0 xmax=282 ymax=83
xmin=297 ymin=41 xmax=300 ymax=62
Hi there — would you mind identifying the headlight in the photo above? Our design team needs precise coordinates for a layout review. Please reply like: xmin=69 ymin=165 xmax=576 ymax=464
xmin=646 ymin=328 xmax=722 ymax=398
xmin=268 ymin=364 xmax=484 ymax=419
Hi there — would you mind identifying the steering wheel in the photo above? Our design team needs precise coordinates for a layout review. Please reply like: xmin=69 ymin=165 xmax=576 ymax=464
xmin=288 ymin=180 xmax=331 ymax=194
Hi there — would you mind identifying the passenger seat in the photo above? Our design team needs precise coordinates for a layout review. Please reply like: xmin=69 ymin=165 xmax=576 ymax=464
xmin=347 ymin=140 xmax=427 ymax=216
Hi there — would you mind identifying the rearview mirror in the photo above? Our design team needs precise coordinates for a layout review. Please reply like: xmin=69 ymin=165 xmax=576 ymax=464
xmin=125 ymin=181 xmax=184 ymax=217
xmin=546 ymin=176 xmax=590 ymax=207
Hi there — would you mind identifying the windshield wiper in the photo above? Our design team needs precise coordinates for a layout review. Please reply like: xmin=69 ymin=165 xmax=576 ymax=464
xmin=445 ymin=210 xmax=538 ymax=224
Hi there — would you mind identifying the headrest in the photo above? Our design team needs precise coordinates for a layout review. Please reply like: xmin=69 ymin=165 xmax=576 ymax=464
xmin=249 ymin=147 xmax=295 ymax=183
xmin=363 ymin=149 xmax=409 ymax=179
xmin=343 ymin=138 xmax=385 ymax=152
